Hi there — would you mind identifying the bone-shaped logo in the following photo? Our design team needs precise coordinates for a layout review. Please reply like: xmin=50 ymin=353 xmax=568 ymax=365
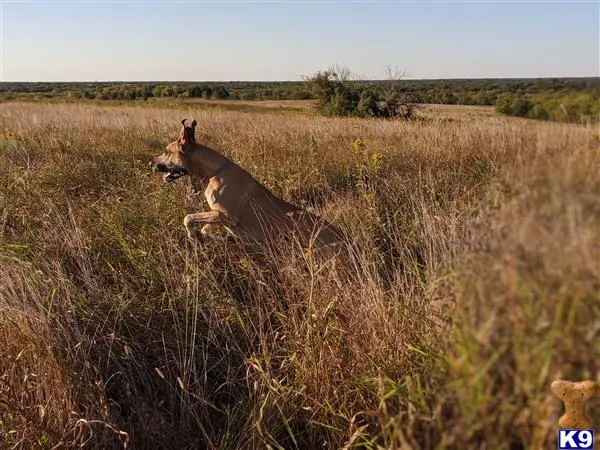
xmin=551 ymin=380 xmax=599 ymax=429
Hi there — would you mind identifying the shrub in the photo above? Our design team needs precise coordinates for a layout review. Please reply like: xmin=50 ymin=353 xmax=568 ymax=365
xmin=305 ymin=66 xmax=417 ymax=119
xmin=357 ymin=89 xmax=379 ymax=117
xmin=511 ymin=97 xmax=533 ymax=117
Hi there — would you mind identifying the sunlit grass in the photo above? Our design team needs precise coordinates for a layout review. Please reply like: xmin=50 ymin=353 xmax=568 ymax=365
xmin=1 ymin=101 xmax=598 ymax=449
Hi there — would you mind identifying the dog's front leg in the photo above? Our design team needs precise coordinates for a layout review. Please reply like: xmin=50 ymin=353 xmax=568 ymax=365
xmin=183 ymin=210 xmax=235 ymax=242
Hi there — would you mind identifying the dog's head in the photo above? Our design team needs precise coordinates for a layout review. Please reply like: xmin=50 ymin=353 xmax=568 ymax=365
xmin=152 ymin=119 xmax=197 ymax=182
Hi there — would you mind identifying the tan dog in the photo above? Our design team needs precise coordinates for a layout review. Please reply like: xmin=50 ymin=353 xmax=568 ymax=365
xmin=152 ymin=119 xmax=344 ymax=252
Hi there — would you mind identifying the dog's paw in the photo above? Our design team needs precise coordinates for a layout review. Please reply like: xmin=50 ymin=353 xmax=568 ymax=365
xmin=183 ymin=214 xmax=193 ymax=229
xmin=186 ymin=228 xmax=204 ymax=243
xmin=184 ymin=226 xmax=201 ymax=243
xmin=184 ymin=216 xmax=200 ymax=241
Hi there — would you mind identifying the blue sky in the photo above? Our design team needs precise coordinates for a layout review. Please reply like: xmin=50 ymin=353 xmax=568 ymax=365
xmin=1 ymin=1 xmax=598 ymax=81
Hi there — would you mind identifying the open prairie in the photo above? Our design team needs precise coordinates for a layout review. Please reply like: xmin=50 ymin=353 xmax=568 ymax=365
xmin=1 ymin=100 xmax=598 ymax=449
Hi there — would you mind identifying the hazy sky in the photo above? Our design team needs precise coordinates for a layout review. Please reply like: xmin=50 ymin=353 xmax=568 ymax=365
xmin=1 ymin=1 xmax=598 ymax=81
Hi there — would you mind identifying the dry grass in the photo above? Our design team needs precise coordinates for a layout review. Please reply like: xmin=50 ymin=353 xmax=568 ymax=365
xmin=0 ymin=101 xmax=598 ymax=449
xmin=148 ymin=98 xmax=316 ymax=111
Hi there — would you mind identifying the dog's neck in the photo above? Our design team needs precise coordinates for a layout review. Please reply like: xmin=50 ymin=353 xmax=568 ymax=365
xmin=186 ymin=144 xmax=234 ymax=181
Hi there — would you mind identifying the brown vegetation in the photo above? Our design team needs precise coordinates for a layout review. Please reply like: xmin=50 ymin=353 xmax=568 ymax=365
xmin=0 ymin=101 xmax=598 ymax=449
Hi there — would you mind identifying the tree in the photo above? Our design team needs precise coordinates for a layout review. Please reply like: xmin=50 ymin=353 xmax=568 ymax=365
xmin=201 ymin=87 xmax=213 ymax=99
xmin=512 ymin=97 xmax=532 ymax=117
xmin=377 ymin=66 xmax=418 ymax=119
xmin=304 ymin=66 xmax=360 ymax=116
xmin=495 ymin=93 xmax=514 ymax=114
xmin=215 ymin=86 xmax=230 ymax=99
xmin=188 ymin=85 xmax=203 ymax=97
xmin=357 ymin=89 xmax=379 ymax=117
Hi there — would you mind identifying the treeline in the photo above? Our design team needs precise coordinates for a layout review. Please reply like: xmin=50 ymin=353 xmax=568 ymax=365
xmin=2 ymin=77 xmax=599 ymax=123
xmin=0 ymin=81 xmax=312 ymax=102
xmin=495 ymin=89 xmax=600 ymax=123
xmin=2 ymin=78 xmax=598 ymax=105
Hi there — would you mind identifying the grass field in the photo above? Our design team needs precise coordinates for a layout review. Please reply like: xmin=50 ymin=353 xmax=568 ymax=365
xmin=0 ymin=100 xmax=598 ymax=449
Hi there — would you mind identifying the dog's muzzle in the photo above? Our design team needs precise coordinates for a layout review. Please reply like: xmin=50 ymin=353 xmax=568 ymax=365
xmin=152 ymin=162 xmax=188 ymax=183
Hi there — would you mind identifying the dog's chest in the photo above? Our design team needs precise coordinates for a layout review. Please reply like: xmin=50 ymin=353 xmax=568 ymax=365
xmin=204 ymin=180 xmax=227 ymax=209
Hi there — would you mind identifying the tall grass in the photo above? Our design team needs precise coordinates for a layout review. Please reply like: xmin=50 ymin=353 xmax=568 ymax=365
xmin=1 ymin=101 xmax=598 ymax=449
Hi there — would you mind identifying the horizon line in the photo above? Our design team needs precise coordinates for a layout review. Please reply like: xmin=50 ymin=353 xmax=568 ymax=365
xmin=3 ymin=76 xmax=600 ymax=84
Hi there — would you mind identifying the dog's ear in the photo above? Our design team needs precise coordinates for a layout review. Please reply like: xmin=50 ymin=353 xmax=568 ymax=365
xmin=179 ymin=119 xmax=196 ymax=147
xmin=180 ymin=119 xmax=197 ymax=129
